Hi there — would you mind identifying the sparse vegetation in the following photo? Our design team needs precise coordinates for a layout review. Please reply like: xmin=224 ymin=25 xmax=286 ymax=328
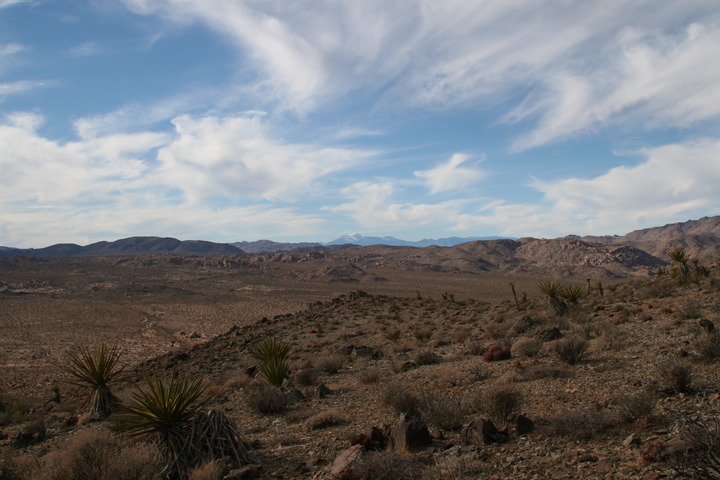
xmin=475 ymin=382 xmax=522 ymax=429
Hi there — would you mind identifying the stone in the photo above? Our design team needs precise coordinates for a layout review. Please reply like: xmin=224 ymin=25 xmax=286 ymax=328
xmin=390 ymin=414 xmax=433 ymax=451
xmin=315 ymin=384 xmax=333 ymax=399
xmin=223 ymin=464 xmax=262 ymax=479
xmin=513 ymin=414 xmax=535 ymax=435
xmin=329 ymin=444 xmax=364 ymax=477
xmin=623 ymin=433 xmax=642 ymax=447
xmin=461 ymin=418 xmax=509 ymax=446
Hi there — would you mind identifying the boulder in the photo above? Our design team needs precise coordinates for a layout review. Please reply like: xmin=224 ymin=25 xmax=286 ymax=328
xmin=461 ymin=418 xmax=509 ymax=446
xmin=390 ymin=414 xmax=433 ymax=451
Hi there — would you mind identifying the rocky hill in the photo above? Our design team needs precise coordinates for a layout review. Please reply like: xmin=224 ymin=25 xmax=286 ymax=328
xmin=581 ymin=216 xmax=720 ymax=263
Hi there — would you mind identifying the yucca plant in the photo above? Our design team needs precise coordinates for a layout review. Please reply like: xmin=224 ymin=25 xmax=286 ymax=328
xmin=250 ymin=337 xmax=291 ymax=387
xmin=64 ymin=344 xmax=125 ymax=418
xmin=538 ymin=279 xmax=568 ymax=316
xmin=669 ymin=246 xmax=690 ymax=285
xmin=561 ymin=284 xmax=585 ymax=305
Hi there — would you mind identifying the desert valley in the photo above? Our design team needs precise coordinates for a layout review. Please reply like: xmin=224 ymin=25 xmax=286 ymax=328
xmin=1 ymin=216 xmax=720 ymax=479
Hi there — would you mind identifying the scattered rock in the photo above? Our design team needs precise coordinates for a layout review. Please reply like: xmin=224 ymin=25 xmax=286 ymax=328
xmin=623 ymin=433 xmax=642 ymax=447
xmin=329 ymin=444 xmax=364 ymax=477
xmin=390 ymin=414 xmax=433 ymax=451
xmin=461 ymin=418 xmax=509 ymax=446
xmin=224 ymin=464 xmax=262 ymax=479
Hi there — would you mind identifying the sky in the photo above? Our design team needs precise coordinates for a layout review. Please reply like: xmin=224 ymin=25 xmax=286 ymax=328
xmin=1 ymin=1 xmax=719 ymax=248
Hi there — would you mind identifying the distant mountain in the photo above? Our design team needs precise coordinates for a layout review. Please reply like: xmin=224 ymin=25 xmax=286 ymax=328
xmin=232 ymin=240 xmax=323 ymax=254
xmin=326 ymin=233 xmax=508 ymax=247
xmin=0 ymin=236 xmax=244 ymax=258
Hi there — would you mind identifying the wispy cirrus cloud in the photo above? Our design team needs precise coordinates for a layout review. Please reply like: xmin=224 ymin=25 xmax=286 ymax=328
xmin=414 ymin=154 xmax=485 ymax=194
xmin=119 ymin=1 xmax=720 ymax=149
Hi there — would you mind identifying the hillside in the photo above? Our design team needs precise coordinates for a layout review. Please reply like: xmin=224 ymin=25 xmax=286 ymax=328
xmin=1 ymin=264 xmax=719 ymax=479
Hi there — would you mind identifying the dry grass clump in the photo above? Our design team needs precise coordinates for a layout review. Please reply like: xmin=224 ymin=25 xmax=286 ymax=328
xmin=614 ymin=392 xmax=657 ymax=424
xmin=696 ymin=328 xmax=720 ymax=361
xmin=511 ymin=337 xmax=542 ymax=358
xmin=341 ymin=452 xmax=425 ymax=480
xmin=358 ymin=367 xmax=381 ymax=384
xmin=657 ymin=358 xmax=693 ymax=394
xmin=673 ymin=417 xmax=720 ymax=479
xmin=188 ymin=459 xmax=225 ymax=480
xmin=543 ymin=408 xmax=618 ymax=440
xmin=245 ymin=384 xmax=291 ymax=414
xmin=14 ymin=428 xmax=164 ymax=480
xmin=554 ymin=336 xmax=588 ymax=365
xmin=474 ymin=382 xmax=522 ymax=428
xmin=678 ymin=298 xmax=702 ymax=320
xmin=382 ymin=382 xmax=421 ymax=417
xmin=304 ymin=410 xmax=346 ymax=431
xmin=419 ymin=391 xmax=469 ymax=431
xmin=413 ymin=350 xmax=441 ymax=366
xmin=317 ymin=354 xmax=346 ymax=374
xmin=293 ymin=368 xmax=318 ymax=386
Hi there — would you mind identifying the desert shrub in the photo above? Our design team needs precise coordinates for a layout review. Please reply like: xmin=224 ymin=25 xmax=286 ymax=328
xmin=64 ymin=344 xmax=125 ymax=418
xmin=483 ymin=344 xmax=511 ymax=362
xmin=384 ymin=329 xmax=402 ymax=342
xmin=554 ymin=336 xmax=588 ymax=365
xmin=465 ymin=340 xmax=484 ymax=356
xmin=342 ymin=452 xmax=424 ymax=480
xmin=115 ymin=370 xmax=253 ymax=477
xmin=673 ymin=417 xmax=720 ymax=479
xmin=678 ymin=298 xmax=702 ymax=320
xmin=657 ymin=359 xmax=692 ymax=394
xmin=544 ymin=408 xmax=618 ymax=440
xmin=382 ymin=383 xmax=420 ymax=417
xmin=419 ymin=391 xmax=468 ymax=431
xmin=696 ymin=330 xmax=720 ymax=361
xmin=0 ymin=401 xmax=33 ymax=426
xmin=413 ymin=330 xmax=432 ymax=341
xmin=517 ymin=365 xmax=571 ymax=382
xmin=304 ymin=410 xmax=346 ymax=431
xmin=474 ymin=382 xmax=521 ymax=428
xmin=188 ymin=459 xmax=225 ymax=480
xmin=511 ymin=337 xmax=542 ymax=358
xmin=507 ymin=315 xmax=535 ymax=337
xmin=615 ymin=392 xmax=656 ymax=424
xmin=414 ymin=350 xmax=441 ymax=366
xmin=19 ymin=428 xmax=164 ymax=480
xmin=250 ymin=338 xmax=291 ymax=387
xmin=317 ymin=354 xmax=345 ymax=374
xmin=245 ymin=384 xmax=290 ymax=415
xmin=293 ymin=368 xmax=318 ymax=386
xmin=358 ymin=368 xmax=381 ymax=384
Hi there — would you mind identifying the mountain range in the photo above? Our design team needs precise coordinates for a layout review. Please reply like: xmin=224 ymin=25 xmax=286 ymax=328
xmin=1 ymin=217 xmax=718 ymax=274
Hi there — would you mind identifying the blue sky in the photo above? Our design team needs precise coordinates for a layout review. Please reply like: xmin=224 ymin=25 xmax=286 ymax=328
xmin=1 ymin=0 xmax=719 ymax=248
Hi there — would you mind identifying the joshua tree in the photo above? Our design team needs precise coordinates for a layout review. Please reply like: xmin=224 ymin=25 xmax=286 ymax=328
xmin=509 ymin=281 xmax=520 ymax=311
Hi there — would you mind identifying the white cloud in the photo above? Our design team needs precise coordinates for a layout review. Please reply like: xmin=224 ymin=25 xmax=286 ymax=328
xmin=67 ymin=41 xmax=103 ymax=57
xmin=119 ymin=1 xmax=720 ymax=147
xmin=155 ymin=114 xmax=372 ymax=202
xmin=330 ymin=138 xmax=720 ymax=238
xmin=0 ymin=0 xmax=30 ymax=8
xmin=414 ymin=154 xmax=485 ymax=194
xmin=0 ymin=112 xmax=169 ymax=205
